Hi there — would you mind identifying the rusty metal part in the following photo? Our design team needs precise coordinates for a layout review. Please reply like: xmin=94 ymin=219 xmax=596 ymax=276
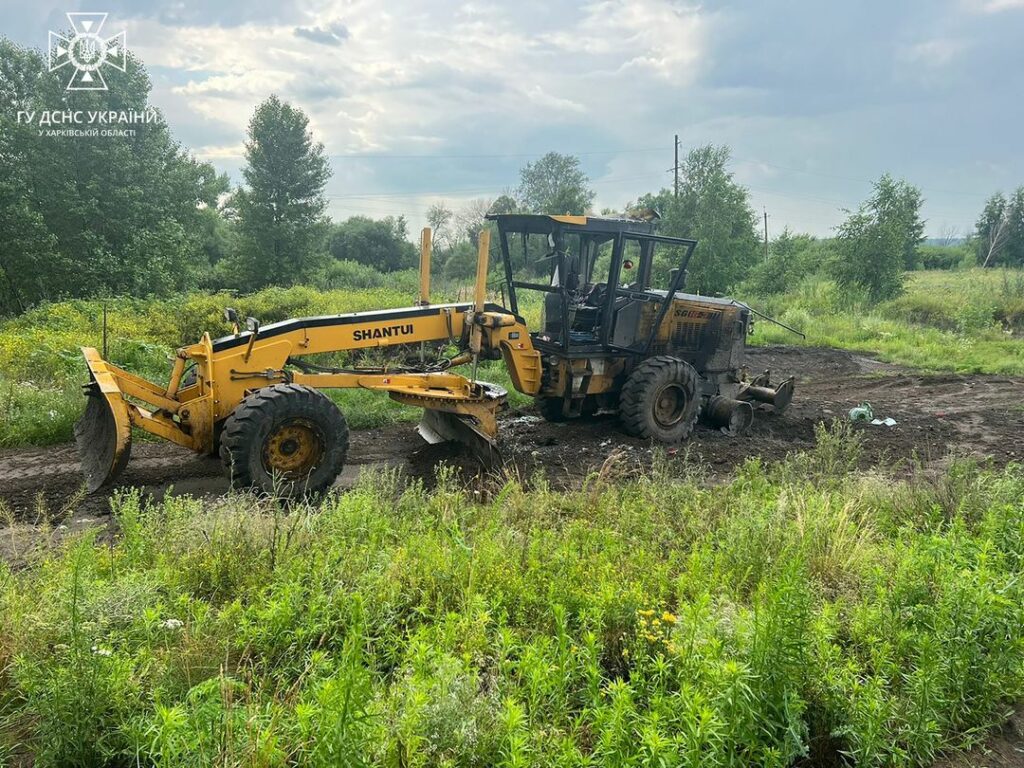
xmin=262 ymin=418 xmax=325 ymax=479
xmin=402 ymin=381 xmax=506 ymax=466
xmin=652 ymin=382 xmax=690 ymax=429
xmin=418 ymin=409 xmax=500 ymax=467
xmin=703 ymin=396 xmax=754 ymax=436
xmin=75 ymin=382 xmax=132 ymax=489
xmin=740 ymin=375 xmax=795 ymax=413
xmin=74 ymin=358 xmax=134 ymax=492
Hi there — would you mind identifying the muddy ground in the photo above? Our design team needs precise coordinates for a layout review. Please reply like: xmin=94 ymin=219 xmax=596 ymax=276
xmin=2 ymin=345 xmax=1023 ymax=527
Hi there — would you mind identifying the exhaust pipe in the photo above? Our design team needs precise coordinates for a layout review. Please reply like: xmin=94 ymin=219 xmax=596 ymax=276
xmin=741 ymin=376 xmax=794 ymax=413
xmin=703 ymin=396 xmax=754 ymax=436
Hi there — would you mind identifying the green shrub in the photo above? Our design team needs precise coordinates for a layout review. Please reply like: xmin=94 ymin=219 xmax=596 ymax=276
xmin=0 ymin=378 xmax=81 ymax=447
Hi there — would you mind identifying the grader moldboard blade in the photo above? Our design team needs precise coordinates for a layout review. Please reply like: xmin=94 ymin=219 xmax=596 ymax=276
xmin=415 ymin=381 xmax=505 ymax=468
xmin=418 ymin=410 xmax=499 ymax=466
xmin=74 ymin=351 xmax=133 ymax=493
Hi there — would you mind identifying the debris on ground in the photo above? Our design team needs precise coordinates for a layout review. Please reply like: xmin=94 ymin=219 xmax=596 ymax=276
xmin=849 ymin=402 xmax=874 ymax=422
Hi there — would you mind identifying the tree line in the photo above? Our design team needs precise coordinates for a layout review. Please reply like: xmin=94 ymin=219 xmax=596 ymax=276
xmin=1 ymin=35 xmax=1020 ymax=317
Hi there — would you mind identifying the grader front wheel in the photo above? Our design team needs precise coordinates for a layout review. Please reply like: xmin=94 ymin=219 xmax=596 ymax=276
xmin=219 ymin=384 xmax=349 ymax=498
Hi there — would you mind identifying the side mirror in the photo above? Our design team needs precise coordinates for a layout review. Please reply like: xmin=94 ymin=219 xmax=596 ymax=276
xmin=224 ymin=307 xmax=239 ymax=324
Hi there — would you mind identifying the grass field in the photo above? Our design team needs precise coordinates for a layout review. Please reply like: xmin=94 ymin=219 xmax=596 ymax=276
xmin=752 ymin=270 xmax=1024 ymax=374
xmin=1 ymin=269 xmax=1023 ymax=449
xmin=1 ymin=429 xmax=1022 ymax=766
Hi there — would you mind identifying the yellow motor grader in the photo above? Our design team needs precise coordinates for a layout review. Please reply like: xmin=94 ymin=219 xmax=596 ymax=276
xmin=76 ymin=214 xmax=794 ymax=496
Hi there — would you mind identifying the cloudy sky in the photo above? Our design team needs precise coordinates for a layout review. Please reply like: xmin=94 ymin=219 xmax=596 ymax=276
xmin=5 ymin=0 xmax=1023 ymax=237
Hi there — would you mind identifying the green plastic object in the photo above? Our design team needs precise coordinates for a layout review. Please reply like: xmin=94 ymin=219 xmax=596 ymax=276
xmin=848 ymin=402 xmax=873 ymax=422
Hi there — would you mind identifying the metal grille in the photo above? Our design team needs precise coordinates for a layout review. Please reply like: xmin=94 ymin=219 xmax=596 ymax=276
xmin=672 ymin=319 xmax=705 ymax=350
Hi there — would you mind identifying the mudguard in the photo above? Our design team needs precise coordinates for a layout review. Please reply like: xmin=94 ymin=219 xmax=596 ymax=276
xmin=74 ymin=348 xmax=133 ymax=492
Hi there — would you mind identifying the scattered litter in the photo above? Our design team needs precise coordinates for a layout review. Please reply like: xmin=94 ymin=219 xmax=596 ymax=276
xmin=507 ymin=415 xmax=543 ymax=426
xmin=849 ymin=402 xmax=873 ymax=422
xmin=599 ymin=439 xmax=613 ymax=448
xmin=870 ymin=417 xmax=897 ymax=427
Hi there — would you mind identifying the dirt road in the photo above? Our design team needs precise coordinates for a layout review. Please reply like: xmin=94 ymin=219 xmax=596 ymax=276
xmin=2 ymin=346 xmax=1022 ymax=525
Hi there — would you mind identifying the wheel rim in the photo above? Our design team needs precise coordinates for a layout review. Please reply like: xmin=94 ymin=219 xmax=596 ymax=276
xmin=262 ymin=418 xmax=324 ymax=479
xmin=652 ymin=383 xmax=689 ymax=428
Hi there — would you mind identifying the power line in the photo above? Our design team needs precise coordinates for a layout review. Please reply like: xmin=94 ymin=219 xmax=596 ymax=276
xmin=326 ymin=146 xmax=666 ymax=160
xmin=323 ymin=170 xmax=669 ymax=201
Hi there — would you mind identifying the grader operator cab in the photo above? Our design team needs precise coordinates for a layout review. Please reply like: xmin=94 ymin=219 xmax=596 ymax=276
xmin=75 ymin=214 xmax=794 ymax=497
xmin=490 ymin=214 xmax=792 ymax=435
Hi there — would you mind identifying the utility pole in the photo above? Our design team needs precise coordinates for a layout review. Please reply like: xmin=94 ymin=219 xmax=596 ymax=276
xmin=673 ymin=134 xmax=679 ymax=200
xmin=763 ymin=208 xmax=769 ymax=262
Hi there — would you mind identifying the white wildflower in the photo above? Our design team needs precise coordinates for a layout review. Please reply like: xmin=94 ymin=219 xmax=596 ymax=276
xmin=161 ymin=618 xmax=184 ymax=630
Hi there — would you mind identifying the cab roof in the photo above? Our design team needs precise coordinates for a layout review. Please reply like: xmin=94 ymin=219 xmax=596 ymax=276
xmin=485 ymin=213 xmax=658 ymax=236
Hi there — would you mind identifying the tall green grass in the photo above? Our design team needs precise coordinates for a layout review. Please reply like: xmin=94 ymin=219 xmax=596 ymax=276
xmin=751 ymin=269 xmax=1024 ymax=374
xmin=1 ymin=429 xmax=1022 ymax=765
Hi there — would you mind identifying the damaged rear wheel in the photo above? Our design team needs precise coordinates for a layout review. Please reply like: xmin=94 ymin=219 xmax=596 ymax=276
xmin=619 ymin=356 xmax=700 ymax=442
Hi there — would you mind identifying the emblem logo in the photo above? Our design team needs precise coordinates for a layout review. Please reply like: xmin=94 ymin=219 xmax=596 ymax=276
xmin=48 ymin=12 xmax=127 ymax=91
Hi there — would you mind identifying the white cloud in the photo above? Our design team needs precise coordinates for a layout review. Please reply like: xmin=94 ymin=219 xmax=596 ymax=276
xmin=962 ymin=0 xmax=1024 ymax=11
xmin=58 ymin=0 xmax=1014 ymax=237
xmin=902 ymin=37 xmax=969 ymax=67
xmin=540 ymin=0 xmax=703 ymax=80
xmin=119 ymin=0 xmax=707 ymax=159
xmin=193 ymin=143 xmax=247 ymax=160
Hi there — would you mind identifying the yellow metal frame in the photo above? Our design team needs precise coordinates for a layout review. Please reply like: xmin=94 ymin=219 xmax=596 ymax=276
xmin=81 ymin=230 xmax=543 ymax=459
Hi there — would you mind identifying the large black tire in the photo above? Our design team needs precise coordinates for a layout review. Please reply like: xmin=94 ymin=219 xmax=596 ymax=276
xmin=619 ymin=356 xmax=700 ymax=442
xmin=535 ymin=395 xmax=568 ymax=422
xmin=219 ymin=384 xmax=349 ymax=498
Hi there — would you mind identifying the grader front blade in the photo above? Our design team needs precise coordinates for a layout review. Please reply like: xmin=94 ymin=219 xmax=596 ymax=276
xmin=74 ymin=349 xmax=133 ymax=492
